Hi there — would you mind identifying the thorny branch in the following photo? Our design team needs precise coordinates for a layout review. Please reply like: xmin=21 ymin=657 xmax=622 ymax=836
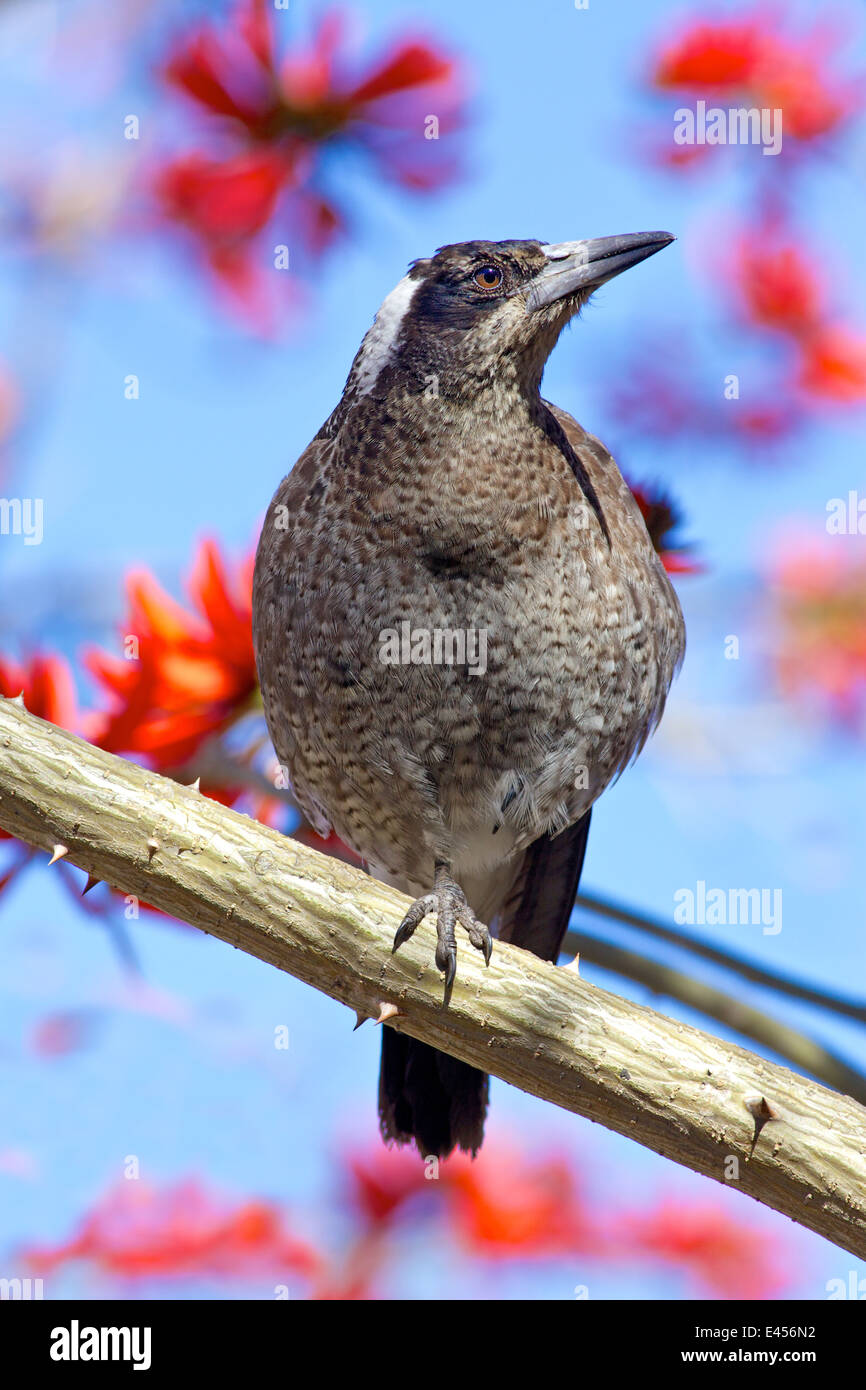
xmin=0 ymin=696 xmax=864 ymax=1257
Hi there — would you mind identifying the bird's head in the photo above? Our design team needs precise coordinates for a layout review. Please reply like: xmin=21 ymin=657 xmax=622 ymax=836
xmin=346 ymin=232 xmax=674 ymax=405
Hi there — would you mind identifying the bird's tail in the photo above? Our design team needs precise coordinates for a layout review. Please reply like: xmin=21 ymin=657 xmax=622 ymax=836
xmin=378 ymin=1028 xmax=488 ymax=1158
xmin=377 ymin=810 xmax=592 ymax=1159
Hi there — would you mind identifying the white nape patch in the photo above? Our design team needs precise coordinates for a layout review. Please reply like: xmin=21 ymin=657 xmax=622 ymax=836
xmin=353 ymin=273 xmax=419 ymax=396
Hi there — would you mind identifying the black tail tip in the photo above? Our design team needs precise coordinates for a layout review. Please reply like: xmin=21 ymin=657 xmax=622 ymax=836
xmin=378 ymin=1028 xmax=488 ymax=1159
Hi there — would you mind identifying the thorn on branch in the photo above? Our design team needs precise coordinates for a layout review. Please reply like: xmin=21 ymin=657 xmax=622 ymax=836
xmin=744 ymin=1093 xmax=780 ymax=1159
xmin=375 ymin=1002 xmax=403 ymax=1026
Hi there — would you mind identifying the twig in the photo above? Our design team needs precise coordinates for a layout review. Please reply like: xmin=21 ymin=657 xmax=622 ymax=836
xmin=576 ymin=891 xmax=866 ymax=1023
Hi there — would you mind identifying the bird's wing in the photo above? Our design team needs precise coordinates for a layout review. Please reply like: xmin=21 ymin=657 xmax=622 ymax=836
xmin=496 ymin=810 xmax=591 ymax=963
xmin=543 ymin=400 xmax=659 ymax=550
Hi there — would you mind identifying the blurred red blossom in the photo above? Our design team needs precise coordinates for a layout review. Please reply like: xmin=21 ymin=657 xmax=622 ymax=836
xmin=652 ymin=13 xmax=860 ymax=146
xmin=157 ymin=1 xmax=465 ymax=323
xmin=733 ymin=235 xmax=823 ymax=337
xmin=768 ymin=530 xmax=866 ymax=732
xmin=797 ymin=326 xmax=866 ymax=404
xmin=347 ymin=1143 xmax=596 ymax=1256
xmin=22 ymin=1179 xmax=322 ymax=1282
xmin=624 ymin=1200 xmax=788 ymax=1299
xmin=0 ymin=652 xmax=78 ymax=730
xmin=630 ymin=10 xmax=866 ymax=458
xmin=154 ymin=148 xmax=309 ymax=328
xmin=0 ymin=654 xmax=79 ymax=892
xmin=611 ymin=213 xmax=866 ymax=459
xmin=628 ymin=479 xmax=702 ymax=574
xmin=157 ymin=148 xmax=291 ymax=244
xmin=15 ymin=1143 xmax=793 ymax=1299
xmin=731 ymin=226 xmax=866 ymax=407
xmin=348 ymin=1144 xmax=431 ymax=1225
xmin=344 ymin=1141 xmax=789 ymax=1297
xmin=447 ymin=1147 xmax=596 ymax=1257
xmin=0 ymin=538 xmax=279 ymax=915
xmin=30 ymin=1009 xmax=102 ymax=1059
xmin=0 ymin=660 xmax=68 ymax=884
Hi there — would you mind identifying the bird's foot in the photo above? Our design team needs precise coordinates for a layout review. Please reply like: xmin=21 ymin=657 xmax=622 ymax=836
xmin=392 ymin=863 xmax=492 ymax=1004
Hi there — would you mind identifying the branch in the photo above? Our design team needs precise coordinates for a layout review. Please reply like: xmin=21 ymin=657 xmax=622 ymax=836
xmin=1 ymin=696 xmax=864 ymax=1258
xmin=567 ymin=929 xmax=866 ymax=1104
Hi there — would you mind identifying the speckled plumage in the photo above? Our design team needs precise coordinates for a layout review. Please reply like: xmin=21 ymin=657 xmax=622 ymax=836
xmin=253 ymin=236 xmax=685 ymax=1157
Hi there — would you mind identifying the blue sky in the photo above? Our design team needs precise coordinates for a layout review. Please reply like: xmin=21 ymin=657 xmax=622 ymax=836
xmin=1 ymin=0 xmax=865 ymax=1299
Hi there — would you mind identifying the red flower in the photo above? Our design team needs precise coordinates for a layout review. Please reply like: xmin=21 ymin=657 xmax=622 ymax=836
xmin=164 ymin=5 xmax=462 ymax=168
xmin=347 ymin=1146 xmax=431 ymax=1224
xmin=157 ymin=2 xmax=464 ymax=321
xmin=157 ymin=150 xmax=293 ymax=243
xmin=447 ymin=1148 xmax=597 ymax=1257
xmin=0 ymin=654 xmax=79 ymax=882
xmin=154 ymin=149 xmax=306 ymax=328
xmin=768 ymin=529 xmax=866 ymax=731
xmin=0 ymin=651 xmax=78 ymax=728
xmin=733 ymin=234 xmax=823 ymax=336
xmin=21 ymin=1178 xmax=323 ymax=1283
xmin=656 ymin=20 xmax=768 ymax=91
xmin=625 ymin=1201 xmax=786 ymax=1299
xmin=86 ymin=539 xmax=257 ymax=770
xmin=345 ymin=1141 xmax=599 ymax=1259
xmin=629 ymin=479 xmax=702 ymax=574
xmin=730 ymin=227 xmax=866 ymax=406
xmin=797 ymin=325 xmax=866 ymax=403
xmin=164 ymin=20 xmax=282 ymax=140
xmin=652 ymin=15 xmax=858 ymax=144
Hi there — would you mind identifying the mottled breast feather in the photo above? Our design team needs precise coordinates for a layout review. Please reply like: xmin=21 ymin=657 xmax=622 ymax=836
xmin=253 ymin=393 xmax=684 ymax=896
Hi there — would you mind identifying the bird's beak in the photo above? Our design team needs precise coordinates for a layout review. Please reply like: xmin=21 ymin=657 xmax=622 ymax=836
xmin=525 ymin=232 xmax=675 ymax=311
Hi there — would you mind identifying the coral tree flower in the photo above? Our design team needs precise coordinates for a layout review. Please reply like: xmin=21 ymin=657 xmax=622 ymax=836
xmin=653 ymin=15 xmax=858 ymax=144
xmin=157 ymin=2 xmax=464 ymax=321
xmin=86 ymin=539 xmax=257 ymax=770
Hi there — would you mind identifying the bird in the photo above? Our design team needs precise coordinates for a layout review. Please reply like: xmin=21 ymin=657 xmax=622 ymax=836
xmin=253 ymin=232 xmax=685 ymax=1160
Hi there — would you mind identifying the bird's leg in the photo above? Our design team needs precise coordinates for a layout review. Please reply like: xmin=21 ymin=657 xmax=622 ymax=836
xmin=392 ymin=860 xmax=493 ymax=1004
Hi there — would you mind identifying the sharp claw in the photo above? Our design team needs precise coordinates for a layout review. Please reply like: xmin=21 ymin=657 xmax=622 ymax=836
xmin=392 ymin=921 xmax=413 ymax=953
xmin=439 ymin=950 xmax=457 ymax=1005
xmin=392 ymin=893 xmax=437 ymax=954
xmin=392 ymin=878 xmax=489 ymax=1002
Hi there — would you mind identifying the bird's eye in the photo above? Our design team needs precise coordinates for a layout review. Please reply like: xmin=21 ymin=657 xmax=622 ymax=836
xmin=473 ymin=264 xmax=503 ymax=290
